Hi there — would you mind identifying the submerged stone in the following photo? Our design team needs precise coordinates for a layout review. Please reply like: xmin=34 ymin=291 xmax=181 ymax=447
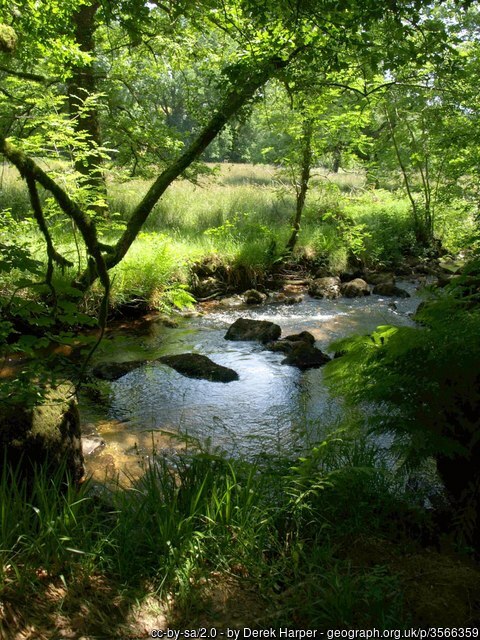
xmin=82 ymin=435 xmax=106 ymax=456
xmin=159 ymin=353 xmax=239 ymax=382
xmin=92 ymin=360 xmax=147 ymax=381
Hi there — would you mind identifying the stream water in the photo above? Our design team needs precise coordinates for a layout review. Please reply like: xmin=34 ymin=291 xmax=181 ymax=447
xmin=80 ymin=280 xmax=423 ymax=479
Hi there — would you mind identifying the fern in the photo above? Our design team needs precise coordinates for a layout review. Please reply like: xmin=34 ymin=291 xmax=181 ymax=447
xmin=325 ymin=271 xmax=480 ymax=548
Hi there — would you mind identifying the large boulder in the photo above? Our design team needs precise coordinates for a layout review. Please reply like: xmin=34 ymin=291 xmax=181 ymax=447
xmin=225 ymin=318 xmax=281 ymax=343
xmin=340 ymin=278 xmax=371 ymax=297
xmin=0 ymin=383 xmax=84 ymax=483
xmin=282 ymin=343 xmax=331 ymax=370
xmin=309 ymin=276 xmax=341 ymax=299
xmin=159 ymin=353 xmax=239 ymax=382
xmin=373 ymin=282 xmax=410 ymax=298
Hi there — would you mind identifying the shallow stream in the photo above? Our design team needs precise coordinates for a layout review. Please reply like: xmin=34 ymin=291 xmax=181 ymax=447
xmin=80 ymin=280 xmax=422 ymax=479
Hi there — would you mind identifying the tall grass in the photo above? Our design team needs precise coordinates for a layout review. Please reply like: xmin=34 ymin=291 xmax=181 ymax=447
xmin=0 ymin=461 xmax=113 ymax=587
xmin=0 ymin=437 xmax=448 ymax=629
xmin=1 ymin=162 xmax=477 ymax=316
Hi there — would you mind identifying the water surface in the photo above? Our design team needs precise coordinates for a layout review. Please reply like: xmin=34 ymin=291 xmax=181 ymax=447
xmin=80 ymin=281 xmax=422 ymax=476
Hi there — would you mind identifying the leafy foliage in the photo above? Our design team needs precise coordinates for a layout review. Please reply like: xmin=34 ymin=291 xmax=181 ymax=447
xmin=325 ymin=270 xmax=480 ymax=547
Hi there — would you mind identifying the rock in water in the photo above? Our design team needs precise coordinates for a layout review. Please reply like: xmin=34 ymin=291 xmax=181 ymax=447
xmin=282 ymin=343 xmax=331 ymax=370
xmin=373 ymin=282 xmax=410 ymax=298
xmin=283 ymin=331 xmax=316 ymax=345
xmin=266 ymin=331 xmax=316 ymax=354
xmin=0 ymin=383 xmax=84 ymax=483
xmin=340 ymin=278 xmax=371 ymax=297
xmin=81 ymin=435 xmax=106 ymax=456
xmin=243 ymin=289 xmax=267 ymax=305
xmin=309 ymin=276 xmax=341 ymax=299
xmin=159 ymin=353 xmax=239 ymax=382
xmin=225 ymin=318 xmax=281 ymax=343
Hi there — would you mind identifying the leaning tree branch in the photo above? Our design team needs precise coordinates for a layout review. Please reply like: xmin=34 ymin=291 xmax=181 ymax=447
xmin=82 ymin=51 xmax=301 ymax=290
xmin=25 ymin=174 xmax=74 ymax=284
xmin=0 ymin=136 xmax=110 ymax=297
xmin=0 ymin=136 xmax=112 ymax=383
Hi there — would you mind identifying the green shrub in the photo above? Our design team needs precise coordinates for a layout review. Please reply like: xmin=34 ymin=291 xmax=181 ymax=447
xmin=344 ymin=191 xmax=416 ymax=267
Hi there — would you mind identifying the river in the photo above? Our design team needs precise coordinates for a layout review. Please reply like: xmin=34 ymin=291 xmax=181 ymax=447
xmin=79 ymin=280 xmax=422 ymax=480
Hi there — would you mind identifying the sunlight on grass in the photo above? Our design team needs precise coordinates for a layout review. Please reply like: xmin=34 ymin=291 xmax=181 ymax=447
xmin=1 ymin=161 xmax=477 ymax=311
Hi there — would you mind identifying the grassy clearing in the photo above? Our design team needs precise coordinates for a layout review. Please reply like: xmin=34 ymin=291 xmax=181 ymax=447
xmin=1 ymin=162 xmax=477 ymax=315
xmin=1 ymin=438 xmax=479 ymax=635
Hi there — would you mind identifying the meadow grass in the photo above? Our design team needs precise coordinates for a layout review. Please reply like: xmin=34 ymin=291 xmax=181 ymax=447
xmin=1 ymin=161 xmax=476 ymax=314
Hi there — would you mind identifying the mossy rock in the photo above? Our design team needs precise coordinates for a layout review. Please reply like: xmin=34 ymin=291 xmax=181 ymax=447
xmin=0 ymin=24 xmax=17 ymax=53
xmin=0 ymin=383 xmax=84 ymax=483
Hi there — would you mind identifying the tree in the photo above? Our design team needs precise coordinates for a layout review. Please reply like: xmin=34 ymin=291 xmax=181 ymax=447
xmin=1 ymin=0 xmax=434 ymax=295
xmin=350 ymin=2 xmax=480 ymax=247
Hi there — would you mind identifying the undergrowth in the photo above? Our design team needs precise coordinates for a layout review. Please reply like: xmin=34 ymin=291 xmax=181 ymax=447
xmin=2 ymin=434 xmax=477 ymax=632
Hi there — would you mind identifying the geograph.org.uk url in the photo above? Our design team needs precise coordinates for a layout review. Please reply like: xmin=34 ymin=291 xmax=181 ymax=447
xmin=325 ymin=629 xmax=479 ymax=639
xmin=149 ymin=629 xmax=480 ymax=640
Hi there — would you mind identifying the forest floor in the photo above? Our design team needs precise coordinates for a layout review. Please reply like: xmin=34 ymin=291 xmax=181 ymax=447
xmin=1 ymin=539 xmax=479 ymax=638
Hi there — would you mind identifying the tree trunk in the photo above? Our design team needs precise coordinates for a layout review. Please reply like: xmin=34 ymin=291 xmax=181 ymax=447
xmin=286 ymin=117 xmax=313 ymax=253
xmin=332 ymin=145 xmax=341 ymax=173
xmin=67 ymin=1 xmax=108 ymax=215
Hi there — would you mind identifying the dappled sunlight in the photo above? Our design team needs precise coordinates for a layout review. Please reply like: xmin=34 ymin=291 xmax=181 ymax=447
xmin=0 ymin=573 xmax=170 ymax=639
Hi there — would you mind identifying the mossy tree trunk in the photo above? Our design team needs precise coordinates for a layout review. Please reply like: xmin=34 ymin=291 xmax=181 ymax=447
xmin=67 ymin=1 xmax=108 ymax=216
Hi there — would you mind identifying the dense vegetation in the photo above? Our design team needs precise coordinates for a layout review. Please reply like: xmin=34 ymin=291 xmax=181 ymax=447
xmin=1 ymin=0 xmax=480 ymax=633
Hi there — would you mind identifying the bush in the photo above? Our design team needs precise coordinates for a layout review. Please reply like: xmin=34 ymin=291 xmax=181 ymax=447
xmin=344 ymin=191 xmax=417 ymax=267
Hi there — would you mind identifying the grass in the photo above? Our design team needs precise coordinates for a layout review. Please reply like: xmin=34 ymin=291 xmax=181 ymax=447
xmin=1 ymin=438 xmax=479 ymax=635
xmin=1 ymin=161 xmax=477 ymax=318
